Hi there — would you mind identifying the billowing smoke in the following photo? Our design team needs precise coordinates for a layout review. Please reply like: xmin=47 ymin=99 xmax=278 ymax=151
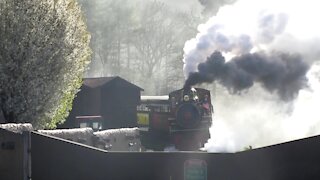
xmin=184 ymin=51 xmax=309 ymax=100
xmin=183 ymin=0 xmax=320 ymax=152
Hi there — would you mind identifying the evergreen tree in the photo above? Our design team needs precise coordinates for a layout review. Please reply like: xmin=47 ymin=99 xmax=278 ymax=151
xmin=0 ymin=0 xmax=91 ymax=128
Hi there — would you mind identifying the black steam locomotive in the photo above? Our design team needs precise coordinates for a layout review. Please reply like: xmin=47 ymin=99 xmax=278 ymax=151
xmin=137 ymin=88 xmax=213 ymax=151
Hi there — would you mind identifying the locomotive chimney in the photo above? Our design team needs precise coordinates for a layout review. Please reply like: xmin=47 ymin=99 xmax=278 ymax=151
xmin=183 ymin=85 xmax=191 ymax=91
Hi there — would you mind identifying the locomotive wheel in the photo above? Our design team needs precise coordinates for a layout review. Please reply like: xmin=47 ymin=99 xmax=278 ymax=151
xmin=176 ymin=103 xmax=201 ymax=128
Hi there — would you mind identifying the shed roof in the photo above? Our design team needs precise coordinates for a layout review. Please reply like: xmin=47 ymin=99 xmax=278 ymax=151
xmin=141 ymin=96 xmax=169 ymax=101
xmin=83 ymin=76 xmax=143 ymax=90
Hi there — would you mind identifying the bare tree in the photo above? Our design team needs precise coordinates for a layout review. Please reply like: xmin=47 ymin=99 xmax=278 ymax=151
xmin=82 ymin=0 xmax=135 ymax=76
xmin=0 ymin=0 xmax=91 ymax=128
xmin=198 ymin=0 xmax=236 ymax=17
xmin=80 ymin=0 xmax=203 ymax=95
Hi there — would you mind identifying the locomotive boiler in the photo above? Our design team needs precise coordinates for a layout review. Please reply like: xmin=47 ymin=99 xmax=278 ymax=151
xmin=137 ymin=87 xmax=213 ymax=151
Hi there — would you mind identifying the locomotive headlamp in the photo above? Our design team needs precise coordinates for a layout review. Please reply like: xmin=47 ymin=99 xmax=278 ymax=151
xmin=183 ymin=95 xmax=190 ymax=101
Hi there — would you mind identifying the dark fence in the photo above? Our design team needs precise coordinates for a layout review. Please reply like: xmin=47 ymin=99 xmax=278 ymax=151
xmin=2 ymin=129 xmax=320 ymax=180
xmin=31 ymin=131 xmax=320 ymax=180
xmin=0 ymin=129 xmax=30 ymax=180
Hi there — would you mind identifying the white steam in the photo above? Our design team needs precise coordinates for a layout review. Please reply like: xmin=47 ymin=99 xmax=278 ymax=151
xmin=205 ymin=63 xmax=320 ymax=152
xmin=182 ymin=0 xmax=320 ymax=152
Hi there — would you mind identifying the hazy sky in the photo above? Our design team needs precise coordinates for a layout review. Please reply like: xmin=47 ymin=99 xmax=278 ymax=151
xmin=157 ymin=0 xmax=203 ymax=13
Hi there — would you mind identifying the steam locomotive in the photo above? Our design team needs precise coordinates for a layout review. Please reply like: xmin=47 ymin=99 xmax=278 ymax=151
xmin=137 ymin=88 xmax=213 ymax=151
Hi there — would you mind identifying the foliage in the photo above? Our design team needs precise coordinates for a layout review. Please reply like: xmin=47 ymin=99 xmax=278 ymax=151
xmin=0 ymin=0 xmax=91 ymax=128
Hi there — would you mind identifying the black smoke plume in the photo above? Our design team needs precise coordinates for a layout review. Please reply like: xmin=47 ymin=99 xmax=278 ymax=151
xmin=184 ymin=51 xmax=310 ymax=100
